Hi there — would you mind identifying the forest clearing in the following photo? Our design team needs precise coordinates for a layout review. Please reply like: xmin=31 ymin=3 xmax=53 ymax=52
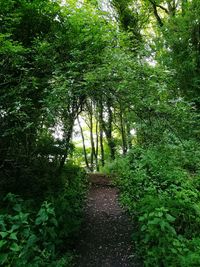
xmin=0 ymin=0 xmax=200 ymax=266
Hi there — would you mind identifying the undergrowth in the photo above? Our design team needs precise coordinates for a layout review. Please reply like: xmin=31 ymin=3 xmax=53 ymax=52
xmin=103 ymin=140 xmax=200 ymax=266
xmin=0 ymin=164 xmax=88 ymax=266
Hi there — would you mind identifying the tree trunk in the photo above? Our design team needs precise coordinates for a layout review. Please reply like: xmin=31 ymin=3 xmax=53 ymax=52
xmin=95 ymin=118 xmax=99 ymax=171
xmin=126 ymin=121 xmax=132 ymax=150
xmin=106 ymin=100 xmax=115 ymax=160
xmin=87 ymin=101 xmax=96 ymax=172
xmin=99 ymin=100 xmax=105 ymax=167
xmin=119 ymin=103 xmax=127 ymax=155
xmin=58 ymin=118 xmax=74 ymax=172
xmin=100 ymin=98 xmax=115 ymax=160
xmin=77 ymin=115 xmax=89 ymax=169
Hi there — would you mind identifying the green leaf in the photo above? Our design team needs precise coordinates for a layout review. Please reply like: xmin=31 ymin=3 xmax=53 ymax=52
xmin=10 ymin=242 xmax=21 ymax=252
xmin=0 ymin=232 xmax=8 ymax=238
xmin=0 ymin=253 xmax=8 ymax=264
xmin=141 ymin=225 xmax=147 ymax=231
xmin=171 ymin=248 xmax=178 ymax=253
xmin=51 ymin=218 xmax=58 ymax=227
xmin=139 ymin=216 xmax=146 ymax=222
xmin=9 ymin=232 xmax=18 ymax=241
xmin=0 ymin=240 xmax=7 ymax=248
xmin=166 ymin=214 xmax=176 ymax=222
xmin=26 ymin=234 xmax=38 ymax=247
xmin=13 ymin=204 xmax=22 ymax=212
xmin=160 ymin=220 xmax=167 ymax=231
xmin=35 ymin=214 xmax=48 ymax=225
xmin=148 ymin=218 xmax=160 ymax=225
xmin=157 ymin=212 xmax=163 ymax=217
xmin=11 ymin=224 xmax=20 ymax=231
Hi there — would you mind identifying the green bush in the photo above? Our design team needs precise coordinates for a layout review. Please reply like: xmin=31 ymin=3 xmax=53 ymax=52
xmin=52 ymin=164 xmax=88 ymax=241
xmin=0 ymin=193 xmax=73 ymax=266
xmin=105 ymin=141 xmax=200 ymax=266
xmin=0 ymin=164 xmax=87 ymax=266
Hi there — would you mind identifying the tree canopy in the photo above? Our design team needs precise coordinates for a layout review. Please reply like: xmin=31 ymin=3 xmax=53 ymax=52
xmin=0 ymin=0 xmax=200 ymax=265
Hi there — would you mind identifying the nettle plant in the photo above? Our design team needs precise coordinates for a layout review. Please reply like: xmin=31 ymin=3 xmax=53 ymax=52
xmin=106 ymin=142 xmax=200 ymax=266
xmin=0 ymin=194 xmax=59 ymax=266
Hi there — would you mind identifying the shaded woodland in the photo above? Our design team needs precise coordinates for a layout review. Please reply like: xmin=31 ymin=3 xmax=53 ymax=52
xmin=0 ymin=0 xmax=200 ymax=266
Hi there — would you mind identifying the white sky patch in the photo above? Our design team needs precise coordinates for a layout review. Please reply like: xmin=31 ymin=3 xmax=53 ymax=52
xmin=52 ymin=123 xmax=64 ymax=140
xmin=146 ymin=57 xmax=157 ymax=67
xmin=130 ymin=128 xmax=136 ymax=136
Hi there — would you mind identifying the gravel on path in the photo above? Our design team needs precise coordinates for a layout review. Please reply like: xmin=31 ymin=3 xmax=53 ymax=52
xmin=74 ymin=174 xmax=141 ymax=267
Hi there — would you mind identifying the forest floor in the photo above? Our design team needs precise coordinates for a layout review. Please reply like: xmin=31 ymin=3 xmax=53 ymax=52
xmin=74 ymin=173 xmax=142 ymax=267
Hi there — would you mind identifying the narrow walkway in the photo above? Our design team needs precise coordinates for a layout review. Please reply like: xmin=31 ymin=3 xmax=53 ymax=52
xmin=75 ymin=173 xmax=141 ymax=267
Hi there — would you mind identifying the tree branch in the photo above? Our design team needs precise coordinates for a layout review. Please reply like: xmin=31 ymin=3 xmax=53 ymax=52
xmin=148 ymin=0 xmax=165 ymax=27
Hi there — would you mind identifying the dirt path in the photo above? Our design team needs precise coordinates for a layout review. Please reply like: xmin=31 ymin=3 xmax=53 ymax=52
xmin=74 ymin=173 xmax=141 ymax=267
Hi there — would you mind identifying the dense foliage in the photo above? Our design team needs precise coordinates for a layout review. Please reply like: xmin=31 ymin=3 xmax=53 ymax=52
xmin=100 ymin=0 xmax=200 ymax=266
xmin=1 ymin=0 xmax=200 ymax=265
xmin=105 ymin=141 xmax=200 ymax=266
xmin=0 ymin=165 xmax=87 ymax=266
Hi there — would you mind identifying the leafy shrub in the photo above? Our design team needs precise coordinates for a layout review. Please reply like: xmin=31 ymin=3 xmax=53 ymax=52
xmin=0 ymin=194 xmax=73 ymax=266
xmin=105 ymin=141 xmax=200 ymax=266
xmin=0 ymin=164 xmax=87 ymax=266
xmin=52 ymin=164 xmax=88 ymax=241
